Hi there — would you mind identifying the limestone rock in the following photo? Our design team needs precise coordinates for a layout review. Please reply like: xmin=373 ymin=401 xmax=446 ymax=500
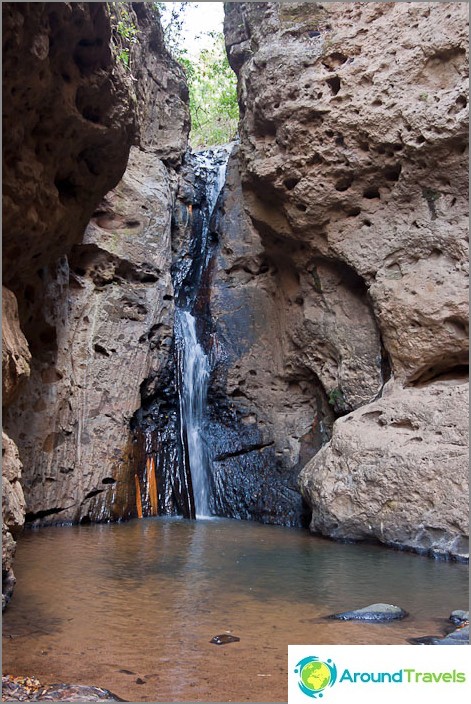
xmin=2 ymin=4 xmax=189 ymax=529
xmin=5 ymin=149 xmax=178 ymax=525
xmin=2 ymin=287 xmax=31 ymax=407
xmin=299 ymin=379 xmax=469 ymax=559
xmin=225 ymin=2 xmax=468 ymax=551
xmin=2 ymin=432 xmax=26 ymax=610
xmin=2 ymin=2 xmax=139 ymax=322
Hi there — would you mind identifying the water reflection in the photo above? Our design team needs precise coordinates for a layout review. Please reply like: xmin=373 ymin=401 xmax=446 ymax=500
xmin=2 ymin=517 xmax=468 ymax=703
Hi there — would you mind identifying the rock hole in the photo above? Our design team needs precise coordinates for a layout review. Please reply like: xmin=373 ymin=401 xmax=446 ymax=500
xmin=383 ymin=163 xmax=402 ymax=182
xmin=94 ymin=343 xmax=110 ymax=357
xmin=326 ymin=75 xmax=341 ymax=95
xmin=55 ymin=176 xmax=77 ymax=203
xmin=284 ymin=177 xmax=300 ymax=191
xmin=163 ymin=294 xmax=173 ymax=301
xmin=102 ymin=477 xmax=116 ymax=485
xmin=296 ymin=203 xmax=308 ymax=212
xmin=347 ymin=207 xmax=361 ymax=217
xmin=335 ymin=173 xmax=354 ymax=191
xmin=363 ymin=187 xmax=380 ymax=199
xmin=81 ymin=106 xmax=101 ymax=123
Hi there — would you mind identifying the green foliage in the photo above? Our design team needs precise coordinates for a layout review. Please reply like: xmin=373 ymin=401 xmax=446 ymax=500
xmin=154 ymin=3 xmax=238 ymax=148
xmin=183 ymin=32 xmax=239 ymax=148
xmin=328 ymin=387 xmax=347 ymax=414
xmin=108 ymin=3 xmax=139 ymax=70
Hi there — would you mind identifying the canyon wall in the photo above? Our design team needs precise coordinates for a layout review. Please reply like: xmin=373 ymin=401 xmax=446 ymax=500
xmin=224 ymin=1 xmax=468 ymax=558
xmin=2 ymin=2 xmax=189 ymax=604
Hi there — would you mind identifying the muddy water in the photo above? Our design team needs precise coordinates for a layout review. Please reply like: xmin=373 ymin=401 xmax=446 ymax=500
xmin=2 ymin=518 xmax=468 ymax=702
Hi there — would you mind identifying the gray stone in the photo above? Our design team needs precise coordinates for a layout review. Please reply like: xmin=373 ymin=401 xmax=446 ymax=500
xmin=328 ymin=603 xmax=408 ymax=622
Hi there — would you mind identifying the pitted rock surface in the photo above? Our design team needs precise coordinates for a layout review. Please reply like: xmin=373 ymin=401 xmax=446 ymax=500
xmin=225 ymin=1 xmax=469 ymax=557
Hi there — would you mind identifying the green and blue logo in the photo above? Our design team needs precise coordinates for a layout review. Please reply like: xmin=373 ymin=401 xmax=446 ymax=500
xmin=294 ymin=656 xmax=338 ymax=698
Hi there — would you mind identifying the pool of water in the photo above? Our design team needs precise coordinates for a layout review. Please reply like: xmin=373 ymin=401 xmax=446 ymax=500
xmin=2 ymin=517 xmax=468 ymax=702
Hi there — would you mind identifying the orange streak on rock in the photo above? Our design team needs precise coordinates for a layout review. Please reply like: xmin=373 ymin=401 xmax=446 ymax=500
xmin=147 ymin=456 xmax=158 ymax=516
xmin=134 ymin=474 xmax=143 ymax=519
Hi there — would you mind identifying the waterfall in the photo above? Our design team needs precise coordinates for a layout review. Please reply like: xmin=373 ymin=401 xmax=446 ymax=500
xmin=132 ymin=144 xmax=232 ymax=521
xmin=175 ymin=309 xmax=211 ymax=517
xmin=173 ymin=144 xmax=233 ymax=519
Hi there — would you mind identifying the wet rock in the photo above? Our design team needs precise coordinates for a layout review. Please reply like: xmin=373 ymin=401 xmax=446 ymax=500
xmin=450 ymin=609 xmax=469 ymax=626
xmin=409 ymin=625 xmax=469 ymax=646
xmin=328 ymin=603 xmax=408 ymax=622
xmin=210 ymin=633 xmax=241 ymax=645
xmin=1 ymin=676 xmax=125 ymax=702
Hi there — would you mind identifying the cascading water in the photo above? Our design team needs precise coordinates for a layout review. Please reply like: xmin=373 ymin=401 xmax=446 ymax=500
xmin=175 ymin=309 xmax=211 ymax=517
xmin=133 ymin=144 xmax=233 ymax=521
xmin=173 ymin=145 xmax=232 ymax=519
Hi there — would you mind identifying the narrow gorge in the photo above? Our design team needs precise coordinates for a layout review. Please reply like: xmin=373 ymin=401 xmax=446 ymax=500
xmin=2 ymin=1 xmax=469 ymax=701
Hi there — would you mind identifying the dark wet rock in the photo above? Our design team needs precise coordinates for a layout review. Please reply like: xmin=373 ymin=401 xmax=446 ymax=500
xmin=328 ymin=603 xmax=408 ymax=622
xmin=409 ymin=625 xmax=469 ymax=646
xmin=210 ymin=633 xmax=241 ymax=645
xmin=450 ymin=609 xmax=469 ymax=626
xmin=1 ymin=676 xmax=125 ymax=701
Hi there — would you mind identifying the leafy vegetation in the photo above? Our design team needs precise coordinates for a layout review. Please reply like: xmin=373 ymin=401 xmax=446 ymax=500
xmin=108 ymin=2 xmax=139 ymax=69
xmin=155 ymin=3 xmax=239 ymax=148
xmin=180 ymin=32 xmax=239 ymax=148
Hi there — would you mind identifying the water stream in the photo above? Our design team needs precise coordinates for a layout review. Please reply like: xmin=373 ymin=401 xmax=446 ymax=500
xmin=134 ymin=145 xmax=233 ymax=520
xmin=175 ymin=309 xmax=211 ymax=517
xmin=3 ymin=518 xmax=468 ymax=703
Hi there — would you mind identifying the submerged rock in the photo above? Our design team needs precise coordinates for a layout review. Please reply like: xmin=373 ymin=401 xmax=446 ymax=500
xmin=328 ymin=603 xmax=408 ymax=622
xmin=210 ymin=633 xmax=241 ymax=645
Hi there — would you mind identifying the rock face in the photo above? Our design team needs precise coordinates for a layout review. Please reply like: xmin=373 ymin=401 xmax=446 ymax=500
xmin=224 ymin=2 xmax=468 ymax=557
xmin=2 ymin=0 xmax=188 ymax=599
xmin=2 ymin=2 xmax=137 ymax=322
xmin=300 ymin=378 xmax=469 ymax=559
xmin=5 ymin=149 xmax=180 ymax=525
xmin=2 ymin=288 xmax=30 ymax=609
xmin=205 ymin=148 xmax=338 ymax=524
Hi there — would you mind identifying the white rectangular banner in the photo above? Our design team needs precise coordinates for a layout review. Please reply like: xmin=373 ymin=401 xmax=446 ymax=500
xmin=288 ymin=645 xmax=471 ymax=703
